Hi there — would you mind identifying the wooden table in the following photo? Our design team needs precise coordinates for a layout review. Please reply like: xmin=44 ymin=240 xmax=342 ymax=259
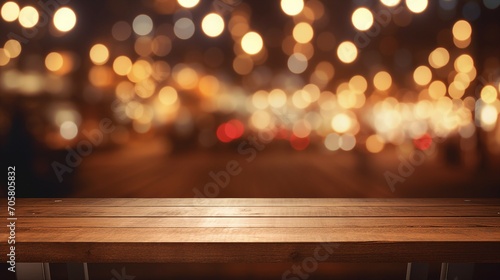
xmin=1 ymin=198 xmax=500 ymax=280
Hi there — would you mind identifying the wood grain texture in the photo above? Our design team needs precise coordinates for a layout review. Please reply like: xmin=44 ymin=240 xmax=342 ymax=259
xmin=0 ymin=198 xmax=499 ymax=263
xmin=14 ymin=198 xmax=500 ymax=207
xmin=7 ymin=205 xmax=500 ymax=217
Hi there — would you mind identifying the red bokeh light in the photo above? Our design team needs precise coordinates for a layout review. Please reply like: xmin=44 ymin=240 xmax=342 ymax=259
xmin=413 ymin=133 xmax=432 ymax=150
xmin=217 ymin=119 xmax=245 ymax=143
xmin=290 ymin=134 xmax=310 ymax=151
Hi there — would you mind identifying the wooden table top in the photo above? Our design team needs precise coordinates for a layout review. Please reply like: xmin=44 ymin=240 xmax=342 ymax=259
xmin=1 ymin=198 xmax=500 ymax=263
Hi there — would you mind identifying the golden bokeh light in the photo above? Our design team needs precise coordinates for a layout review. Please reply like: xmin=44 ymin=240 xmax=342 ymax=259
xmin=452 ymin=20 xmax=472 ymax=41
xmin=129 ymin=60 xmax=153 ymax=82
xmin=448 ymin=81 xmax=465 ymax=99
xmin=53 ymin=7 xmax=77 ymax=32
xmin=45 ymin=52 xmax=64 ymax=72
xmin=293 ymin=120 xmax=312 ymax=138
xmin=1 ymin=2 xmax=20 ymax=22
xmin=202 ymin=13 xmax=225 ymax=37
xmin=159 ymin=86 xmax=179 ymax=106
xmin=89 ymin=66 xmax=113 ymax=87
xmin=250 ymin=110 xmax=271 ymax=130
xmin=428 ymin=47 xmax=449 ymax=69
xmin=366 ymin=134 xmax=385 ymax=153
xmin=454 ymin=54 xmax=474 ymax=73
xmin=268 ymin=89 xmax=287 ymax=108
xmin=413 ymin=65 xmax=432 ymax=86
xmin=351 ymin=7 xmax=373 ymax=31
xmin=337 ymin=41 xmax=357 ymax=64
xmin=115 ymin=81 xmax=135 ymax=101
xmin=373 ymin=71 xmax=392 ymax=91
xmin=241 ymin=31 xmax=263 ymax=55
xmin=252 ymin=90 xmax=269 ymax=109
xmin=113 ymin=56 xmax=133 ymax=76
xmin=293 ymin=22 xmax=314 ymax=43
xmin=198 ymin=75 xmax=220 ymax=97
xmin=292 ymin=89 xmax=312 ymax=109
xmin=0 ymin=49 xmax=10 ymax=66
xmin=135 ymin=79 xmax=156 ymax=99
xmin=481 ymin=85 xmax=498 ymax=104
xmin=349 ymin=75 xmax=367 ymax=93
xmin=428 ymin=80 xmax=446 ymax=99
xmin=3 ymin=39 xmax=21 ymax=58
xmin=281 ymin=0 xmax=304 ymax=16
xmin=18 ymin=6 xmax=39 ymax=28
xmin=89 ymin=44 xmax=109 ymax=65
xmin=173 ymin=65 xmax=199 ymax=90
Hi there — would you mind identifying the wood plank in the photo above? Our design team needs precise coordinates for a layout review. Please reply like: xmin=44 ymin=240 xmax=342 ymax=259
xmin=4 ymin=242 xmax=500 ymax=263
xmin=6 ymin=227 xmax=500 ymax=242
xmin=2 ymin=198 xmax=499 ymax=264
xmin=15 ymin=217 xmax=500 ymax=228
xmin=8 ymin=205 xmax=500 ymax=217
xmin=13 ymin=198 xmax=500 ymax=207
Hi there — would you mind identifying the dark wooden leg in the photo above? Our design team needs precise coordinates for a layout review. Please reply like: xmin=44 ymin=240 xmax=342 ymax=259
xmin=406 ymin=262 xmax=429 ymax=280
xmin=67 ymin=263 xmax=89 ymax=280
xmin=16 ymin=263 xmax=51 ymax=280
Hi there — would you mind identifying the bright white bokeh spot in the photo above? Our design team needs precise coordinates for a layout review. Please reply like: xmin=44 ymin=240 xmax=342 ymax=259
xmin=133 ymin=14 xmax=153 ymax=36
xmin=177 ymin=0 xmax=200 ymax=8
xmin=60 ymin=121 xmax=78 ymax=140
xmin=337 ymin=41 xmax=358 ymax=63
xmin=352 ymin=7 xmax=374 ymax=31
xmin=406 ymin=0 xmax=428 ymax=13
xmin=281 ymin=0 xmax=304 ymax=16
xmin=1 ymin=2 xmax=20 ymax=22
xmin=174 ymin=17 xmax=195 ymax=40
xmin=381 ymin=0 xmax=401 ymax=7
xmin=331 ymin=113 xmax=352 ymax=133
xmin=202 ymin=13 xmax=224 ymax=37
xmin=241 ymin=31 xmax=263 ymax=55
xmin=18 ymin=6 xmax=39 ymax=28
xmin=53 ymin=7 xmax=77 ymax=32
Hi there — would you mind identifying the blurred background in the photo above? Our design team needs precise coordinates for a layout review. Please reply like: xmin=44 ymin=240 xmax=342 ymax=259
xmin=1 ymin=0 xmax=500 ymax=198
xmin=1 ymin=0 xmax=500 ymax=278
